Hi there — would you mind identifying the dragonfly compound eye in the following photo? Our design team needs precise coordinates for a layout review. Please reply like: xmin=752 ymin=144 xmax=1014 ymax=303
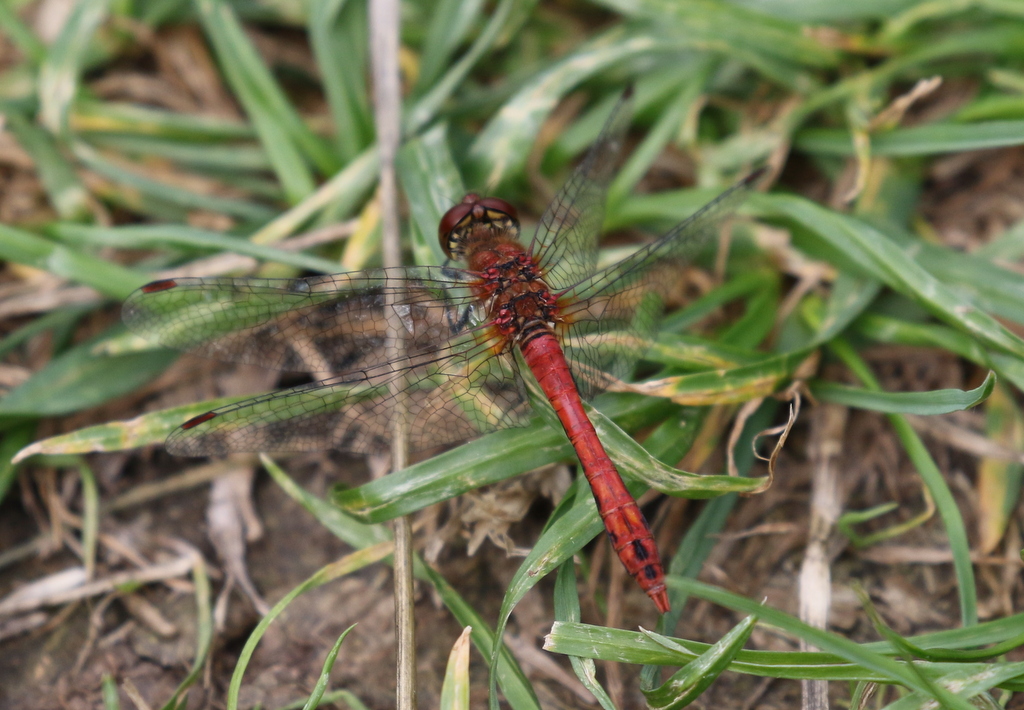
xmin=438 ymin=200 xmax=475 ymax=259
xmin=473 ymin=197 xmax=518 ymax=223
xmin=439 ymin=194 xmax=521 ymax=260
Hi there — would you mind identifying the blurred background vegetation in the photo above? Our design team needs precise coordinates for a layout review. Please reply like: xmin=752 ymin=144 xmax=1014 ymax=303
xmin=2 ymin=0 xmax=1024 ymax=708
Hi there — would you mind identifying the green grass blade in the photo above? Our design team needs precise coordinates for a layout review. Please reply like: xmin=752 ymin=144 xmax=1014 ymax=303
xmin=396 ymin=123 xmax=465 ymax=267
xmin=415 ymin=0 xmax=484 ymax=90
xmin=641 ymin=616 xmax=757 ymax=708
xmin=855 ymin=310 xmax=1024 ymax=392
xmin=11 ymin=395 xmax=250 ymax=463
xmin=790 ymin=26 xmax=1024 ymax=128
xmin=301 ymin=624 xmax=357 ymax=710
xmin=796 ymin=121 xmax=1024 ymax=156
xmin=606 ymin=62 xmax=713 ymax=208
xmin=0 ymin=426 xmax=33 ymax=505
xmin=596 ymin=0 xmax=838 ymax=68
xmin=547 ymin=613 xmax=1024 ymax=690
xmin=77 ymin=459 xmax=99 ymax=579
xmin=0 ymin=336 xmax=177 ymax=418
xmin=38 ymin=0 xmax=111 ymax=135
xmin=907 ymin=238 xmax=1024 ymax=326
xmin=85 ymin=134 xmax=271 ymax=172
xmin=882 ymin=0 xmax=1024 ymax=41
xmin=439 ymin=626 xmax=471 ymax=710
xmin=661 ymin=269 xmax=777 ymax=333
xmin=620 ymin=349 xmax=816 ymax=405
xmin=101 ymin=674 xmax=120 ymax=710
xmin=262 ymin=455 xmax=389 ymax=549
xmin=796 ymin=272 xmax=883 ymax=349
xmin=761 ymin=193 xmax=1024 ymax=360
xmin=810 ymin=371 xmax=996 ymax=415
xmin=72 ymin=99 xmax=254 ymax=140
xmin=73 ymin=142 xmax=277 ymax=222
xmin=308 ymin=0 xmax=372 ymax=163
xmin=49 ymin=223 xmax=343 ymax=274
xmin=467 ymin=27 xmax=665 ymax=188
xmin=590 ymin=405 xmax=764 ymax=495
xmin=953 ymin=93 xmax=1024 ymax=122
xmin=854 ymin=313 xmax=991 ymax=365
xmin=0 ymin=3 xmax=46 ymax=62
xmin=0 ymin=222 xmax=147 ymax=298
xmin=645 ymin=334 xmax=765 ymax=370
xmin=333 ymin=393 xmax=754 ymax=523
xmin=977 ymin=385 xmax=1024 ymax=556
xmin=0 ymin=306 xmax=91 ymax=362
xmin=405 ymin=0 xmax=520 ymax=135
xmin=335 ymin=418 xmax=571 ymax=521
xmin=718 ymin=278 xmax=781 ymax=349
xmin=559 ymin=580 xmax=975 ymax=710
xmin=553 ymin=561 xmax=616 ymax=710
xmin=5 ymin=111 xmax=89 ymax=218
xmin=609 ymin=185 xmax=761 ymax=232
xmin=193 ymin=0 xmax=326 ymax=201
xmin=884 ymin=662 xmax=1024 ymax=710
xmin=645 ymin=398 xmax=773 ymax=645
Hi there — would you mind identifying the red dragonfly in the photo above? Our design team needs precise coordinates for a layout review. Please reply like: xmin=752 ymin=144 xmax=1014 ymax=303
xmin=124 ymin=90 xmax=760 ymax=613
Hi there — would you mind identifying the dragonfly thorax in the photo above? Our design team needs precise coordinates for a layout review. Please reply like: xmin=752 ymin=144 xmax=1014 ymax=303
xmin=471 ymin=249 xmax=561 ymax=341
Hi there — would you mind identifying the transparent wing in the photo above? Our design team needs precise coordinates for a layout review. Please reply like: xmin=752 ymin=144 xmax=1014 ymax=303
xmin=123 ymin=267 xmax=531 ymax=455
xmin=164 ymin=334 xmax=528 ymax=456
xmin=528 ymin=89 xmax=634 ymax=292
xmin=556 ymin=171 xmax=763 ymax=401
xmin=123 ymin=267 xmax=480 ymax=375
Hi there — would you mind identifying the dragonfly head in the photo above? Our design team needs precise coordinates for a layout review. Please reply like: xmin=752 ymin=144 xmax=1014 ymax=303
xmin=439 ymin=194 xmax=520 ymax=260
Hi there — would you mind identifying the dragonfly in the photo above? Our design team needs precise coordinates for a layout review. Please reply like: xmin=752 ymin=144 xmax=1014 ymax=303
xmin=123 ymin=89 xmax=761 ymax=613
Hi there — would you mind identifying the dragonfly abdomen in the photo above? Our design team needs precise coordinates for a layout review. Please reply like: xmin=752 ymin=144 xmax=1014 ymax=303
xmin=519 ymin=327 xmax=669 ymax=613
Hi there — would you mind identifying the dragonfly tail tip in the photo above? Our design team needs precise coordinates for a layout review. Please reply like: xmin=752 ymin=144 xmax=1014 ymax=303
xmin=650 ymin=588 xmax=670 ymax=614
